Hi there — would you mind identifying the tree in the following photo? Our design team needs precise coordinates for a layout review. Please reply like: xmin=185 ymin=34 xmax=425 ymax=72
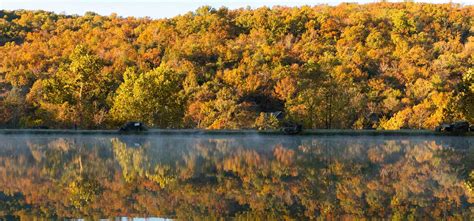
xmin=457 ymin=68 xmax=474 ymax=122
xmin=254 ymin=112 xmax=280 ymax=130
xmin=0 ymin=87 xmax=26 ymax=127
xmin=110 ymin=66 xmax=186 ymax=128
xmin=185 ymin=82 xmax=255 ymax=129
xmin=28 ymin=45 xmax=109 ymax=128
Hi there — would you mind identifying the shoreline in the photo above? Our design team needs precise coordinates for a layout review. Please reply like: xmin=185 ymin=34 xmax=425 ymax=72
xmin=0 ymin=129 xmax=473 ymax=136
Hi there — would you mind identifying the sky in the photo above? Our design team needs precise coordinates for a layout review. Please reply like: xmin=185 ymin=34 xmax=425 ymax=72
xmin=1 ymin=0 xmax=473 ymax=19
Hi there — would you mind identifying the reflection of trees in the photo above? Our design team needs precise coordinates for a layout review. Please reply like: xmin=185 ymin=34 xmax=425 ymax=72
xmin=68 ymin=174 xmax=102 ymax=212
xmin=112 ymin=138 xmax=177 ymax=188
xmin=0 ymin=136 xmax=472 ymax=219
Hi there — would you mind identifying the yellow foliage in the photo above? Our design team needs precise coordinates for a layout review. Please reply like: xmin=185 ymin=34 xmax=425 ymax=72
xmin=380 ymin=108 xmax=412 ymax=130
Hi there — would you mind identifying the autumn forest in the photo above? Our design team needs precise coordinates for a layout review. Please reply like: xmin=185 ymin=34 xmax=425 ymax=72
xmin=0 ymin=3 xmax=473 ymax=129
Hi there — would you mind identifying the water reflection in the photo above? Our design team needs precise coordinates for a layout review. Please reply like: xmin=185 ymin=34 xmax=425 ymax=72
xmin=0 ymin=134 xmax=473 ymax=219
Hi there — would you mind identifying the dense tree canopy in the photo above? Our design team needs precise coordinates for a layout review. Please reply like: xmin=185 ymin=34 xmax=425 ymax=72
xmin=110 ymin=66 xmax=185 ymax=128
xmin=0 ymin=3 xmax=473 ymax=129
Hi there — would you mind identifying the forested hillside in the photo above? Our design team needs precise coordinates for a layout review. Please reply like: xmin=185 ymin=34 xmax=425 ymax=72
xmin=0 ymin=3 xmax=473 ymax=129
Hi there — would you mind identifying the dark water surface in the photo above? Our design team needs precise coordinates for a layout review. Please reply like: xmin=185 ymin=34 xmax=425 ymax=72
xmin=0 ymin=134 xmax=473 ymax=220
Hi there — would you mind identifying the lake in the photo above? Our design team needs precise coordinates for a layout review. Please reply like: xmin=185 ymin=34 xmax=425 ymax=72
xmin=0 ymin=133 xmax=473 ymax=219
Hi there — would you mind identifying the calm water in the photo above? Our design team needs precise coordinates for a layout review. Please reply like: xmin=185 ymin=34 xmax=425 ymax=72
xmin=0 ymin=134 xmax=473 ymax=220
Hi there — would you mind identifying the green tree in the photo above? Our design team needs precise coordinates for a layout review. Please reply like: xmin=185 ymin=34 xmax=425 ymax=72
xmin=110 ymin=66 xmax=186 ymax=128
xmin=458 ymin=68 xmax=474 ymax=122
xmin=31 ymin=45 xmax=109 ymax=128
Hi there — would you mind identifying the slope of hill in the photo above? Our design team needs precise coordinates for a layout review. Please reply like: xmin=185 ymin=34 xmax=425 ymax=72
xmin=0 ymin=3 xmax=473 ymax=129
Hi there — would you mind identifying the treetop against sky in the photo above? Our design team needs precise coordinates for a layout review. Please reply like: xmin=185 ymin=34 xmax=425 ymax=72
xmin=2 ymin=0 xmax=472 ymax=18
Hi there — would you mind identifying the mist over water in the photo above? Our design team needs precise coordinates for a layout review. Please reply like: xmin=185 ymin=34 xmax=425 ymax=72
xmin=0 ymin=134 xmax=473 ymax=219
